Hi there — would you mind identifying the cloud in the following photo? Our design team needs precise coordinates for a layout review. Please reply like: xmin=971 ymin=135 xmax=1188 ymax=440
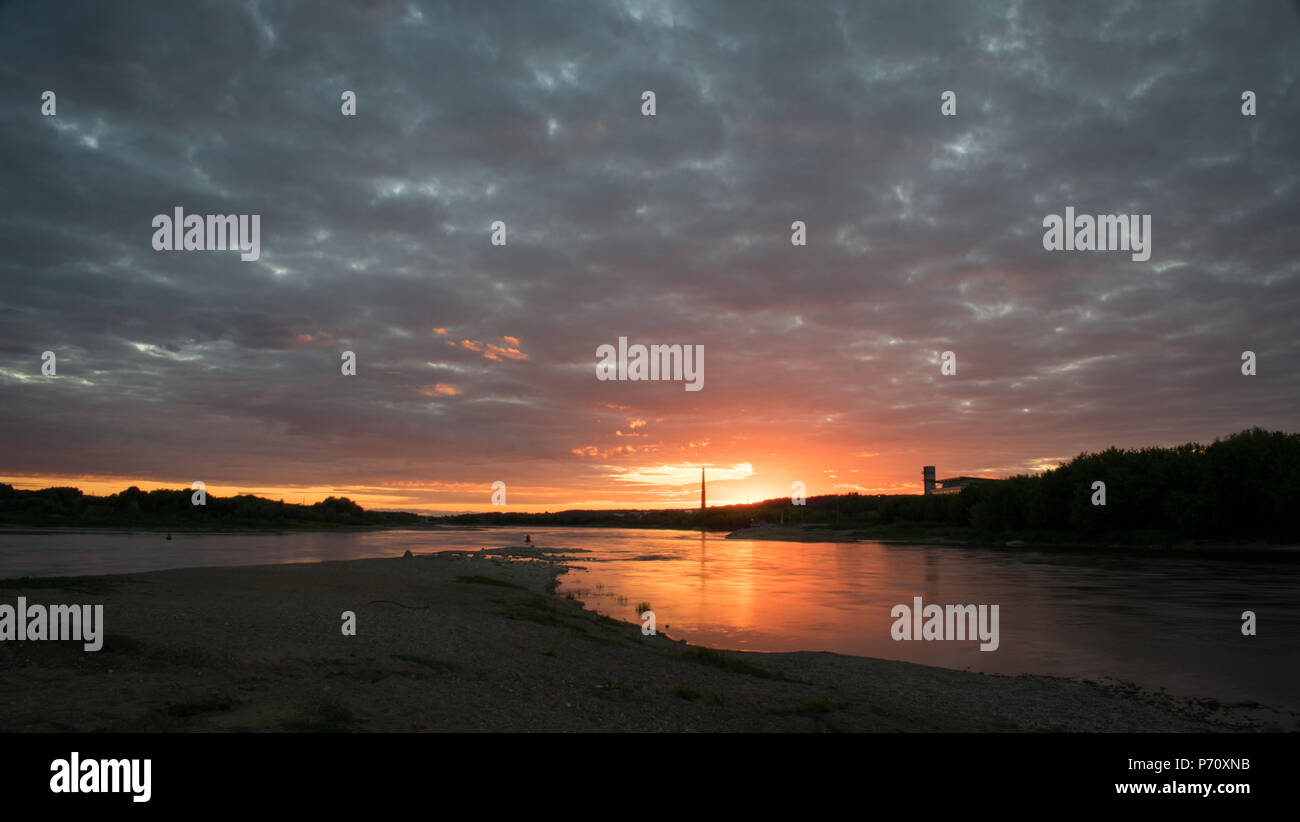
xmin=1 ymin=1 xmax=1297 ymax=509
xmin=449 ymin=337 xmax=530 ymax=361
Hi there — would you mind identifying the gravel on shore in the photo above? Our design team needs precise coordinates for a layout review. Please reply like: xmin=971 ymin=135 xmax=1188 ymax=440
xmin=0 ymin=550 xmax=1291 ymax=732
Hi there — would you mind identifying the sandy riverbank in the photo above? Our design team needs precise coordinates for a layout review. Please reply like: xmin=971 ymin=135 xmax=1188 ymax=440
xmin=0 ymin=549 xmax=1291 ymax=732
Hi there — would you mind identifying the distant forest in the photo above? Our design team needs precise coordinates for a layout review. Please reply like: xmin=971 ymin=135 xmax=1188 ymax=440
xmin=2 ymin=428 xmax=1296 ymax=542
xmin=0 ymin=485 xmax=421 ymax=529
xmin=441 ymin=428 xmax=1300 ymax=543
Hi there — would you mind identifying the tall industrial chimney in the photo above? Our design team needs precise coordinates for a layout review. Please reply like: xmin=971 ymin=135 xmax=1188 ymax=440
xmin=701 ymin=467 xmax=706 ymax=511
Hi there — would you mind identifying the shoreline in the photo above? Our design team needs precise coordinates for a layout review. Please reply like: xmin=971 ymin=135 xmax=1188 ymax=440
xmin=726 ymin=524 xmax=1300 ymax=558
xmin=1 ymin=550 xmax=1292 ymax=732
xmin=5 ymin=523 xmax=1297 ymax=561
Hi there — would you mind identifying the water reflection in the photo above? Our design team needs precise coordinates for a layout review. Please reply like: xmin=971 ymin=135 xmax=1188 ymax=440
xmin=1 ymin=526 xmax=1296 ymax=710
xmin=554 ymin=531 xmax=1300 ymax=712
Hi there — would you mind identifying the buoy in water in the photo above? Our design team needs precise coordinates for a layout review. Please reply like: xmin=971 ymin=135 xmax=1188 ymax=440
xmin=165 ymin=533 xmax=172 ymax=541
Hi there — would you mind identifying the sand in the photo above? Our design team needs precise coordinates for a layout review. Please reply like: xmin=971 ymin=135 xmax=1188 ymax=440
xmin=0 ymin=549 xmax=1292 ymax=732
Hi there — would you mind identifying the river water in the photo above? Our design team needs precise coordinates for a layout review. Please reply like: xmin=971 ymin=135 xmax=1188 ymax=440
xmin=1 ymin=526 xmax=1296 ymax=711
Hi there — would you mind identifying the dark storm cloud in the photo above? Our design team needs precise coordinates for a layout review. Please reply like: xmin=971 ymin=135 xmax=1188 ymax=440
xmin=1 ymin=0 xmax=1297 ymax=502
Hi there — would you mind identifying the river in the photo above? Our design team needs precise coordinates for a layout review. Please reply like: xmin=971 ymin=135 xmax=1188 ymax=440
xmin=1 ymin=526 xmax=1296 ymax=711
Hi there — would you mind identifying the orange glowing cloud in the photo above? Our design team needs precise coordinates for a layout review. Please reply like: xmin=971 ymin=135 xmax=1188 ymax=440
xmin=294 ymin=330 xmax=339 ymax=346
xmin=449 ymin=336 xmax=529 ymax=361
xmin=615 ymin=419 xmax=649 ymax=437
xmin=606 ymin=462 xmax=754 ymax=486
xmin=418 ymin=383 xmax=460 ymax=397
xmin=571 ymin=443 xmax=660 ymax=458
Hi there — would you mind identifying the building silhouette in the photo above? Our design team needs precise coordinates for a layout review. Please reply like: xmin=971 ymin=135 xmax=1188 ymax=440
xmin=923 ymin=465 xmax=1001 ymax=495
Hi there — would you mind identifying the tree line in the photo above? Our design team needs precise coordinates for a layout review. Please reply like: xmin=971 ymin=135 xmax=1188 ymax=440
xmin=3 ymin=428 xmax=1294 ymax=541
xmin=725 ymin=427 xmax=1300 ymax=541
xmin=0 ymin=485 xmax=420 ymax=529
xmin=438 ymin=428 xmax=1300 ymax=542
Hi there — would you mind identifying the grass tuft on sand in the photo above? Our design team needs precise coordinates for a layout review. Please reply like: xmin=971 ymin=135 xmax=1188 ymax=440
xmin=680 ymin=646 xmax=802 ymax=682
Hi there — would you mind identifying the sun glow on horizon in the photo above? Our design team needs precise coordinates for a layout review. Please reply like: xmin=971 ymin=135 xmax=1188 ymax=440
xmin=4 ymin=447 xmax=1053 ymax=514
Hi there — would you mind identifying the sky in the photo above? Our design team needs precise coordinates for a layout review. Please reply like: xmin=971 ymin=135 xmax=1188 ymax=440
xmin=1 ymin=0 xmax=1297 ymax=512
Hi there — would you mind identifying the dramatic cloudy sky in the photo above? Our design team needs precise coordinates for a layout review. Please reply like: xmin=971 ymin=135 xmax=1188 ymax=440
xmin=1 ymin=0 xmax=1297 ymax=511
